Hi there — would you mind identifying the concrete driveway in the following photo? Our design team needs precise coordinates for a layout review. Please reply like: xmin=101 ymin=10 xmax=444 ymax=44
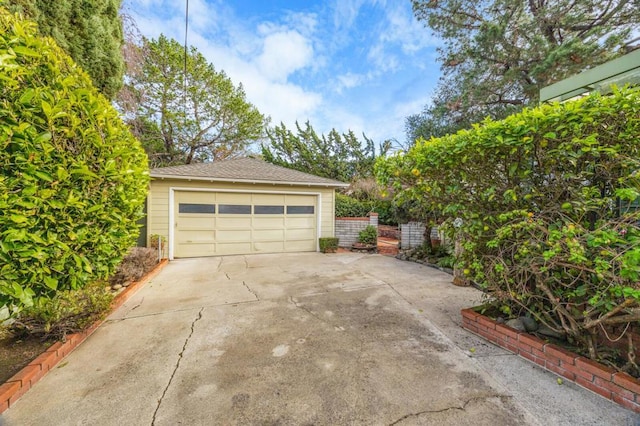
xmin=3 ymin=253 xmax=638 ymax=425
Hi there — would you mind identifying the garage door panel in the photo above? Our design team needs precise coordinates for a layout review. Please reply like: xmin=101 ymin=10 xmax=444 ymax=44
xmin=287 ymin=217 xmax=316 ymax=228
xmin=217 ymin=217 xmax=252 ymax=229
xmin=176 ymin=243 xmax=216 ymax=258
xmin=253 ymin=217 xmax=285 ymax=229
xmin=176 ymin=216 xmax=216 ymax=230
xmin=254 ymin=241 xmax=285 ymax=252
xmin=217 ymin=242 xmax=252 ymax=255
xmin=286 ymin=228 xmax=316 ymax=240
xmin=217 ymin=193 xmax=251 ymax=203
xmin=216 ymin=229 xmax=251 ymax=242
xmin=253 ymin=229 xmax=285 ymax=241
xmin=253 ymin=194 xmax=285 ymax=204
xmin=177 ymin=229 xmax=215 ymax=243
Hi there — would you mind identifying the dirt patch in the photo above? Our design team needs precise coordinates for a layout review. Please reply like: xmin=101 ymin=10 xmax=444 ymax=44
xmin=0 ymin=330 xmax=53 ymax=383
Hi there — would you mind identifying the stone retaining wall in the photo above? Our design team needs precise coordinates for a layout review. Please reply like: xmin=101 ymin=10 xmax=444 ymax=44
xmin=335 ymin=213 xmax=378 ymax=247
xmin=400 ymin=222 xmax=425 ymax=249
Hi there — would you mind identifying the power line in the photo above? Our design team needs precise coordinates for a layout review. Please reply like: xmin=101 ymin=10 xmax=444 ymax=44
xmin=184 ymin=0 xmax=189 ymax=117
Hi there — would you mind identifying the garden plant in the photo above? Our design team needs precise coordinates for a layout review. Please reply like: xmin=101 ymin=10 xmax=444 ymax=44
xmin=377 ymin=87 xmax=640 ymax=374
xmin=0 ymin=9 xmax=149 ymax=320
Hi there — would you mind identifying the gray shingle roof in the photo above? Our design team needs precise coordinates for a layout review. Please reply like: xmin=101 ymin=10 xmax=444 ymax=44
xmin=150 ymin=157 xmax=348 ymax=187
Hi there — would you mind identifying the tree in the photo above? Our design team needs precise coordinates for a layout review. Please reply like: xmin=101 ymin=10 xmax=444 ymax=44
xmin=0 ymin=8 xmax=148 ymax=317
xmin=408 ymin=0 xmax=640 ymax=141
xmin=6 ymin=0 xmax=125 ymax=99
xmin=261 ymin=121 xmax=390 ymax=183
xmin=120 ymin=35 xmax=267 ymax=167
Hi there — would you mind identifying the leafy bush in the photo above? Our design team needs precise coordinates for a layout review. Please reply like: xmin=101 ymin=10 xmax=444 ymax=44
xmin=373 ymin=199 xmax=398 ymax=226
xmin=149 ymin=234 xmax=166 ymax=249
xmin=319 ymin=237 xmax=339 ymax=253
xmin=358 ymin=225 xmax=378 ymax=245
xmin=336 ymin=193 xmax=373 ymax=217
xmin=10 ymin=281 xmax=113 ymax=340
xmin=377 ymin=87 xmax=640 ymax=360
xmin=0 ymin=9 xmax=149 ymax=319
xmin=109 ymin=247 xmax=158 ymax=286
xmin=336 ymin=193 xmax=398 ymax=225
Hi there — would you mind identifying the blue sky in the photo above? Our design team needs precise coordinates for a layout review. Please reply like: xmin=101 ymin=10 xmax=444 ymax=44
xmin=122 ymin=0 xmax=442 ymax=145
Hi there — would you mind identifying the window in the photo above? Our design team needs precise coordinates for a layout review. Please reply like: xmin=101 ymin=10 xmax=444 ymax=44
xmin=179 ymin=203 xmax=215 ymax=214
xmin=254 ymin=205 xmax=284 ymax=214
xmin=219 ymin=204 xmax=251 ymax=214
xmin=287 ymin=206 xmax=314 ymax=214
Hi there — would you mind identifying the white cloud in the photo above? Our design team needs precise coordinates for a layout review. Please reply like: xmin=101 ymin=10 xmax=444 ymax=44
xmin=367 ymin=43 xmax=399 ymax=73
xmin=255 ymin=29 xmax=314 ymax=82
xmin=335 ymin=72 xmax=366 ymax=93
xmin=381 ymin=4 xmax=439 ymax=54
xmin=331 ymin=0 xmax=367 ymax=29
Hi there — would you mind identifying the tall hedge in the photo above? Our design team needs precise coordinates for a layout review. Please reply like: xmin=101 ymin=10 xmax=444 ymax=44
xmin=5 ymin=0 xmax=125 ymax=99
xmin=377 ymin=87 xmax=640 ymax=360
xmin=0 ymin=9 xmax=149 ymax=319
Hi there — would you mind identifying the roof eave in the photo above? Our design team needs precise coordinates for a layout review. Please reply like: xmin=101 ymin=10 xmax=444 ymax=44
xmin=150 ymin=173 xmax=349 ymax=188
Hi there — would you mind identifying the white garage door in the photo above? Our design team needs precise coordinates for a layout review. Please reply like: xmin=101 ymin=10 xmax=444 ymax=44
xmin=174 ymin=191 xmax=317 ymax=257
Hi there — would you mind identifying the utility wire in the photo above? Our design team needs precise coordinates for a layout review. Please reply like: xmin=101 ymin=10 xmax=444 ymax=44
xmin=184 ymin=0 xmax=189 ymax=118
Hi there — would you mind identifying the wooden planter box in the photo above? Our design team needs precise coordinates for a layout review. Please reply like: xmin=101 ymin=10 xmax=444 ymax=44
xmin=461 ymin=308 xmax=640 ymax=413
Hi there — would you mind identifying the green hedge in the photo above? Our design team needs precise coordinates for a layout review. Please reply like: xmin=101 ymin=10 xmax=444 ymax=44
xmin=336 ymin=193 xmax=373 ymax=218
xmin=377 ymin=87 xmax=640 ymax=360
xmin=335 ymin=193 xmax=397 ymax=225
xmin=0 ymin=9 xmax=149 ymax=319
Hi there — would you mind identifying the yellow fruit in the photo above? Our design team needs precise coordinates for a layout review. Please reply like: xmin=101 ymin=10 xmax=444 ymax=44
xmin=557 ymin=378 xmax=563 ymax=385
xmin=469 ymin=347 xmax=476 ymax=353
xmin=463 ymin=269 xmax=471 ymax=275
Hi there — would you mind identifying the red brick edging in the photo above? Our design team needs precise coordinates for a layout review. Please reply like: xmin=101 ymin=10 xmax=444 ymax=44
xmin=0 ymin=259 xmax=169 ymax=414
xmin=461 ymin=308 xmax=640 ymax=413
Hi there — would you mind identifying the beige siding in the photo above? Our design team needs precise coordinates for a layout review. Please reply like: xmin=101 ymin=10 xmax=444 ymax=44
xmin=147 ymin=178 xmax=336 ymax=256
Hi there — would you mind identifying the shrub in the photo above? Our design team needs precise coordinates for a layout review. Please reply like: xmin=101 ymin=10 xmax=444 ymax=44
xmin=149 ymin=234 xmax=166 ymax=249
xmin=319 ymin=237 xmax=339 ymax=253
xmin=109 ymin=247 xmax=158 ymax=286
xmin=358 ymin=225 xmax=378 ymax=245
xmin=336 ymin=193 xmax=373 ymax=218
xmin=0 ymin=9 xmax=149 ymax=319
xmin=10 ymin=281 xmax=114 ymax=340
xmin=377 ymin=87 xmax=640 ymax=360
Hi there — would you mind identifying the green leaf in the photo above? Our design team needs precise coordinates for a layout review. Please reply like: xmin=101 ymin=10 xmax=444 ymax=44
xmin=43 ymin=276 xmax=58 ymax=290
xmin=10 ymin=214 xmax=28 ymax=224
xmin=12 ymin=45 xmax=40 ymax=57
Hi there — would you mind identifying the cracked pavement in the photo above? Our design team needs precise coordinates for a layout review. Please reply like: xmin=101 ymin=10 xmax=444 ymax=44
xmin=2 ymin=253 xmax=638 ymax=425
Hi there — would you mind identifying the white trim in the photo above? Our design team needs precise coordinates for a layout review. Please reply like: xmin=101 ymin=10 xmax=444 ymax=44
xmin=168 ymin=188 xmax=175 ymax=260
xmin=168 ymin=186 xmax=323 ymax=260
xmin=152 ymin=174 xmax=349 ymax=188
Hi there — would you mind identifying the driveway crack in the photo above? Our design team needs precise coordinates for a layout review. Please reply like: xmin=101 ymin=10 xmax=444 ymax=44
xmin=387 ymin=394 xmax=512 ymax=425
xmin=243 ymin=281 xmax=259 ymax=300
xmin=151 ymin=307 xmax=204 ymax=425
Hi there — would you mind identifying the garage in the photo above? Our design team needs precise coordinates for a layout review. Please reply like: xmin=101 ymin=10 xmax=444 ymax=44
xmin=146 ymin=158 xmax=348 ymax=259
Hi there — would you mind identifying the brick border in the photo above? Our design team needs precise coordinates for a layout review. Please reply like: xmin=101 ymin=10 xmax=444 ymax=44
xmin=0 ymin=259 xmax=169 ymax=414
xmin=462 ymin=308 xmax=640 ymax=413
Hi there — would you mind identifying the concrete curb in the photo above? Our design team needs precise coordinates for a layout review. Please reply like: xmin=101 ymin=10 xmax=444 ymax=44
xmin=462 ymin=308 xmax=640 ymax=413
xmin=0 ymin=259 xmax=169 ymax=414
